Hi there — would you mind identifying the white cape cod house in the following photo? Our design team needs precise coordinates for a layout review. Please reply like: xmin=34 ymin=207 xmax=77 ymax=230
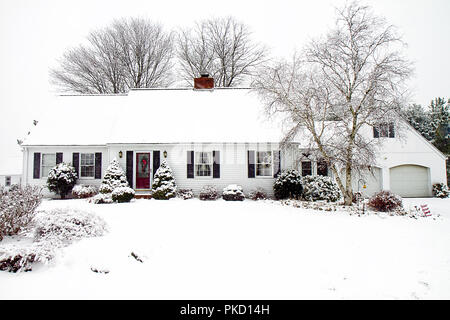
xmin=21 ymin=76 xmax=447 ymax=198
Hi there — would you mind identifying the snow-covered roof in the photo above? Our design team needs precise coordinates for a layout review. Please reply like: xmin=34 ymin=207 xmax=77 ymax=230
xmin=23 ymin=88 xmax=285 ymax=146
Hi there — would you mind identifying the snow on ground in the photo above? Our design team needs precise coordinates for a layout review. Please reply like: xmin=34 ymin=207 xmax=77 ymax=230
xmin=1 ymin=197 xmax=449 ymax=299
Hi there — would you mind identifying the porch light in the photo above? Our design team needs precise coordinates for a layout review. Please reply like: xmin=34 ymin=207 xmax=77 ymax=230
xmin=163 ymin=150 xmax=167 ymax=158
xmin=119 ymin=151 xmax=123 ymax=158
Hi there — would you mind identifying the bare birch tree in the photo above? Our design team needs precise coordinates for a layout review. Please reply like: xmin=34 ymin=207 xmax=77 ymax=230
xmin=253 ymin=2 xmax=412 ymax=205
xmin=50 ymin=18 xmax=174 ymax=93
xmin=177 ymin=16 xmax=268 ymax=87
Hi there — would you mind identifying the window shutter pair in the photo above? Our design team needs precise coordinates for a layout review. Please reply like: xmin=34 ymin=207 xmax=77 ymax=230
xmin=186 ymin=150 xmax=220 ymax=178
xmin=247 ymin=150 xmax=281 ymax=178
xmin=33 ymin=152 xmax=63 ymax=179
xmin=71 ymin=152 xmax=102 ymax=179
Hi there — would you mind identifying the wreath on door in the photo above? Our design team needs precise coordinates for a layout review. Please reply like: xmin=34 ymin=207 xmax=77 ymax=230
xmin=141 ymin=157 xmax=148 ymax=173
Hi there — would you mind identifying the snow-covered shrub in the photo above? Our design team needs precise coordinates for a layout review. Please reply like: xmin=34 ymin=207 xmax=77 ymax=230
xmin=199 ymin=185 xmax=219 ymax=201
xmin=248 ymin=188 xmax=268 ymax=200
xmin=99 ymin=158 xmax=129 ymax=194
xmin=222 ymin=184 xmax=245 ymax=201
xmin=273 ymin=169 xmax=303 ymax=200
xmin=72 ymin=185 xmax=98 ymax=199
xmin=368 ymin=191 xmax=403 ymax=212
xmin=301 ymin=175 xmax=341 ymax=202
xmin=111 ymin=187 xmax=135 ymax=203
xmin=177 ymin=188 xmax=194 ymax=200
xmin=46 ymin=162 xmax=77 ymax=199
xmin=89 ymin=193 xmax=113 ymax=204
xmin=432 ymin=183 xmax=450 ymax=198
xmin=33 ymin=208 xmax=107 ymax=246
xmin=0 ymin=186 xmax=43 ymax=241
xmin=1 ymin=208 xmax=107 ymax=272
xmin=151 ymin=161 xmax=177 ymax=200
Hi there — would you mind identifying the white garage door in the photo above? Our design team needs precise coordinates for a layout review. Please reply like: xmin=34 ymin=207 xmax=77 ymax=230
xmin=390 ymin=165 xmax=430 ymax=197
xmin=351 ymin=167 xmax=382 ymax=197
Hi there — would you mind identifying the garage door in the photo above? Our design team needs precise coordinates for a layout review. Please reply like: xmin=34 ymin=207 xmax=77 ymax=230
xmin=390 ymin=165 xmax=430 ymax=197
xmin=351 ymin=167 xmax=382 ymax=197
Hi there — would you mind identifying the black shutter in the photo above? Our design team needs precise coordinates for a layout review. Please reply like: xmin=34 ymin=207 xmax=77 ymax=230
xmin=153 ymin=150 xmax=160 ymax=177
xmin=95 ymin=152 xmax=102 ymax=179
xmin=33 ymin=152 xmax=41 ymax=179
xmin=72 ymin=153 xmax=79 ymax=177
xmin=56 ymin=152 xmax=63 ymax=165
xmin=248 ymin=150 xmax=255 ymax=178
xmin=126 ymin=151 xmax=133 ymax=187
xmin=273 ymin=150 xmax=281 ymax=178
xmin=213 ymin=151 xmax=220 ymax=178
xmin=389 ymin=123 xmax=395 ymax=138
xmin=187 ymin=151 xmax=194 ymax=178
xmin=373 ymin=126 xmax=379 ymax=138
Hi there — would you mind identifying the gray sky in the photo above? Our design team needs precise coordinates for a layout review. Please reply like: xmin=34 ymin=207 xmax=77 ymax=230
xmin=1 ymin=0 xmax=449 ymax=174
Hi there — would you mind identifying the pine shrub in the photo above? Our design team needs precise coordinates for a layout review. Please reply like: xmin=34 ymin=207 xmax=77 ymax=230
xmin=151 ymin=161 xmax=177 ymax=200
xmin=46 ymin=163 xmax=77 ymax=199
xmin=301 ymin=175 xmax=341 ymax=202
xmin=273 ymin=169 xmax=303 ymax=200
xmin=222 ymin=184 xmax=245 ymax=201
xmin=432 ymin=183 xmax=450 ymax=198
xmin=367 ymin=191 xmax=403 ymax=212
xmin=99 ymin=158 xmax=129 ymax=194
xmin=199 ymin=185 xmax=219 ymax=201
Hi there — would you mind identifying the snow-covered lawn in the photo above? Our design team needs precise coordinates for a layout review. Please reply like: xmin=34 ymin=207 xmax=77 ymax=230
xmin=1 ymin=197 xmax=450 ymax=299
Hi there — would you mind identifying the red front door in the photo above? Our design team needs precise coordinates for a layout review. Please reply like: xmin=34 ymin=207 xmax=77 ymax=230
xmin=136 ymin=153 xmax=151 ymax=189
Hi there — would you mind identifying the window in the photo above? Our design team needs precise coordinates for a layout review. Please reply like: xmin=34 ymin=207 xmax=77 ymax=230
xmin=195 ymin=152 xmax=212 ymax=177
xmin=41 ymin=153 xmax=56 ymax=178
xmin=5 ymin=176 xmax=11 ymax=187
xmin=256 ymin=151 xmax=272 ymax=177
xmin=317 ymin=160 xmax=328 ymax=176
xmin=301 ymin=161 xmax=312 ymax=177
xmin=373 ymin=123 xmax=395 ymax=138
xmin=80 ymin=153 xmax=95 ymax=178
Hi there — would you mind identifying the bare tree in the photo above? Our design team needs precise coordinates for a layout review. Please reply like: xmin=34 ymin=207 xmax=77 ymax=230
xmin=177 ymin=16 xmax=268 ymax=87
xmin=253 ymin=2 xmax=412 ymax=205
xmin=50 ymin=18 xmax=174 ymax=94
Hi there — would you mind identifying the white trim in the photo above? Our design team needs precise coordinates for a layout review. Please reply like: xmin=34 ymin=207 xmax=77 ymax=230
xmin=255 ymin=150 xmax=273 ymax=177
xmin=194 ymin=151 xmax=213 ymax=178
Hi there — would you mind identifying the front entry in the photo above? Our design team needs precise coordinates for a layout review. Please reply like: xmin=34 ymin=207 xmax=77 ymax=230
xmin=136 ymin=152 xmax=151 ymax=189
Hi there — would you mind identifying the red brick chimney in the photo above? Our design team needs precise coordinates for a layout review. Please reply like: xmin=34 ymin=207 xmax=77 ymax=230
xmin=194 ymin=73 xmax=214 ymax=89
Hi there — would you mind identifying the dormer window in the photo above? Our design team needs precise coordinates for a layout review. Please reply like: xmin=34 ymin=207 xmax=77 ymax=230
xmin=373 ymin=123 xmax=395 ymax=138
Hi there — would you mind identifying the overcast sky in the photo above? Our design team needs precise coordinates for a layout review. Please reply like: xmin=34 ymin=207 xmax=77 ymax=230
xmin=1 ymin=0 xmax=449 ymax=174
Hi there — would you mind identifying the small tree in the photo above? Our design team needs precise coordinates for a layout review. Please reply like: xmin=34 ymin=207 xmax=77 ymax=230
xmin=152 ymin=161 xmax=177 ymax=200
xmin=47 ymin=163 xmax=77 ymax=199
xmin=99 ymin=158 xmax=129 ymax=194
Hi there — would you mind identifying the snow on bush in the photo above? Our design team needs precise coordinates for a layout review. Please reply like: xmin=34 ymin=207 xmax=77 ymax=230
xmin=151 ymin=161 xmax=177 ymax=200
xmin=367 ymin=191 xmax=403 ymax=212
xmin=301 ymin=175 xmax=341 ymax=202
xmin=1 ymin=208 xmax=107 ymax=272
xmin=89 ymin=193 xmax=114 ymax=204
xmin=99 ymin=158 xmax=129 ymax=194
xmin=199 ymin=185 xmax=219 ymax=201
xmin=47 ymin=162 xmax=77 ymax=199
xmin=273 ymin=169 xmax=303 ymax=200
xmin=222 ymin=184 xmax=245 ymax=201
xmin=432 ymin=183 xmax=450 ymax=198
xmin=72 ymin=185 xmax=98 ymax=199
xmin=111 ymin=187 xmax=135 ymax=203
xmin=0 ymin=186 xmax=43 ymax=241
xmin=177 ymin=188 xmax=194 ymax=200
xmin=248 ymin=188 xmax=268 ymax=200
xmin=33 ymin=208 xmax=107 ymax=245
